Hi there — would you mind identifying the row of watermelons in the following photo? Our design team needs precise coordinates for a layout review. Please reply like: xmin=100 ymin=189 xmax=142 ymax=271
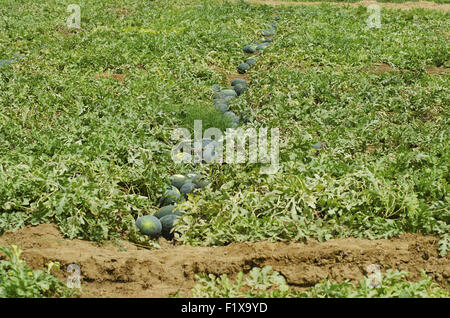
xmin=135 ymin=171 xmax=210 ymax=240
xmin=135 ymin=13 xmax=281 ymax=241
xmin=212 ymin=13 xmax=280 ymax=127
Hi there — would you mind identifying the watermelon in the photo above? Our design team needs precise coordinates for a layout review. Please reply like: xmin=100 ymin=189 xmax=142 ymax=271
xmin=155 ymin=205 xmax=176 ymax=219
xmin=231 ymin=78 xmax=248 ymax=87
xmin=224 ymin=111 xmax=239 ymax=124
xmin=160 ymin=214 xmax=179 ymax=239
xmin=180 ymin=182 xmax=196 ymax=195
xmin=221 ymin=89 xmax=237 ymax=98
xmin=135 ymin=215 xmax=162 ymax=238
xmin=159 ymin=186 xmax=181 ymax=206
xmin=170 ymin=174 xmax=187 ymax=189
xmin=216 ymin=103 xmax=228 ymax=113
xmin=243 ymin=45 xmax=256 ymax=54
xmin=245 ymin=57 xmax=257 ymax=66
xmin=233 ymin=83 xmax=247 ymax=96
xmin=203 ymin=146 xmax=219 ymax=163
xmin=256 ymin=43 xmax=270 ymax=51
xmin=237 ymin=63 xmax=250 ymax=74
xmin=214 ymin=99 xmax=228 ymax=113
xmin=223 ymin=95 xmax=235 ymax=103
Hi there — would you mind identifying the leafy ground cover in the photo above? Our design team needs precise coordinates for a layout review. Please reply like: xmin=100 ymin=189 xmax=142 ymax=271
xmin=192 ymin=265 xmax=450 ymax=297
xmin=281 ymin=0 xmax=450 ymax=4
xmin=0 ymin=244 xmax=76 ymax=297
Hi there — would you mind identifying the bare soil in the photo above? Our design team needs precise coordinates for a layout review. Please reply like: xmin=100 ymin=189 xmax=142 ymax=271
xmin=244 ymin=0 xmax=450 ymax=12
xmin=0 ymin=224 xmax=448 ymax=297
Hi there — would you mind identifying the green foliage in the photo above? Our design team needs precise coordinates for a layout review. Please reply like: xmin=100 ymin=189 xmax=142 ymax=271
xmin=305 ymin=270 xmax=450 ymax=298
xmin=193 ymin=266 xmax=291 ymax=298
xmin=0 ymin=245 xmax=76 ymax=298
xmin=192 ymin=266 xmax=450 ymax=298
xmin=0 ymin=0 xmax=448 ymax=256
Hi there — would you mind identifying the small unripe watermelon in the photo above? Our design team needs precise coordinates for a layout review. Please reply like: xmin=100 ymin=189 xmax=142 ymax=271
xmin=245 ymin=57 xmax=257 ymax=66
xmin=221 ymin=89 xmax=237 ymax=98
xmin=224 ymin=111 xmax=239 ymax=124
xmin=256 ymin=42 xmax=270 ymax=51
xmin=223 ymin=95 xmax=235 ymax=103
xmin=135 ymin=215 xmax=162 ymax=238
xmin=203 ymin=147 xmax=219 ymax=163
xmin=237 ymin=63 xmax=250 ymax=74
xmin=160 ymin=214 xmax=179 ymax=239
xmin=180 ymin=182 xmax=196 ymax=195
xmin=233 ymin=83 xmax=247 ymax=96
xmin=214 ymin=100 xmax=228 ymax=113
xmin=155 ymin=205 xmax=176 ymax=219
xmin=231 ymin=78 xmax=248 ymax=87
xmin=216 ymin=105 xmax=228 ymax=113
xmin=243 ymin=45 xmax=256 ymax=54
xmin=170 ymin=174 xmax=187 ymax=189
xmin=159 ymin=187 xmax=181 ymax=206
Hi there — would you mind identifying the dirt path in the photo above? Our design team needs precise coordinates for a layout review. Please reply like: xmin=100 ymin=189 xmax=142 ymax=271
xmin=243 ymin=0 xmax=450 ymax=12
xmin=0 ymin=224 xmax=448 ymax=297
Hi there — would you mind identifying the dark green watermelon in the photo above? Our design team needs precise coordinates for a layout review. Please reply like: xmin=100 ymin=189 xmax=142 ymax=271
xmin=160 ymin=214 xmax=179 ymax=239
xmin=233 ymin=83 xmax=247 ymax=96
xmin=135 ymin=215 xmax=162 ymax=238
xmin=170 ymin=174 xmax=187 ymax=190
xmin=237 ymin=63 xmax=250 ymax=74
xmin=159 ymin=187 xmax=181 ymax=206
xmin=224 ymin=111 xmax=239 ymax=124
xmin=155 ymin=205 xmax=176 ymax=219
xmin=231 ymin=78 xmax=248 ymax=87
xmin=256 ymin=42 xmax=270 ymax=51
xmin=180 ymin=182 xmax=196 ymax=195
xmin=243 ymin=45 xmax=256 ymax=54
xmin=221 ymin=89 xmax=237 ymax=98
xmin=245 ymin=57 xmax=257 ymax=66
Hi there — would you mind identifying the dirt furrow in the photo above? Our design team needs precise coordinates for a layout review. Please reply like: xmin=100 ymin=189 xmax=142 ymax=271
xmin=0 ymin=224 xmax=448 ymax=297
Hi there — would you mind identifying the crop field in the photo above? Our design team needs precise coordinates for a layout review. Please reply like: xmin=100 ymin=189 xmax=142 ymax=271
xmin=0 ymin=0 xmax=449 ymax=298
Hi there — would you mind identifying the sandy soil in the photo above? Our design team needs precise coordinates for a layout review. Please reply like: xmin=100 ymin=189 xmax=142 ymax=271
xmin=0 ymin=224 xmax=448 ymax=297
